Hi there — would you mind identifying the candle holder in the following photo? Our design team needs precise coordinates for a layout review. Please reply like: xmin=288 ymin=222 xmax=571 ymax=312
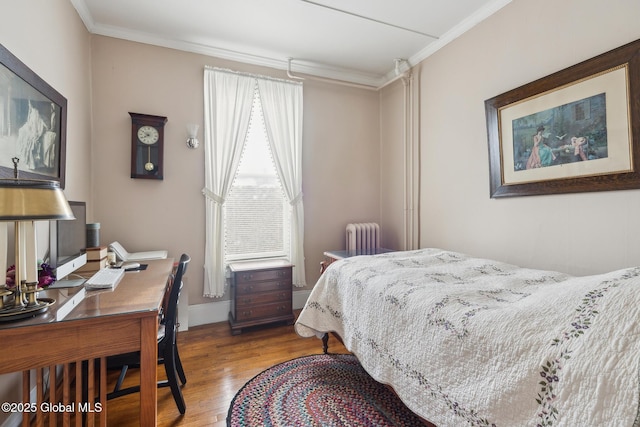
xmin=0 ymin=282 xmax=55 ymax=320
xmin=0 ymin=159 xmax=74 ymax=320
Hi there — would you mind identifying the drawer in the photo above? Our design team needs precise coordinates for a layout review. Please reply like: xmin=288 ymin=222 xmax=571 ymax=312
xmin=236 ymin=280 xmax=291 ymax=295
xmin=235 ymin=301 xmax=293 ymax=321
xmin=235 ymin=268 xmax=292 ymax=284
xmin=236 ymin=290 xmax=290 ymax=307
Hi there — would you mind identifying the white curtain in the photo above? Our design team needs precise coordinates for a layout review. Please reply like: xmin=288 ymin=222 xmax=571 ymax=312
xmin=202 ymin=68 xmax=255 ymax=297
xmin=257 ymin=79 xmax=306 ymax=286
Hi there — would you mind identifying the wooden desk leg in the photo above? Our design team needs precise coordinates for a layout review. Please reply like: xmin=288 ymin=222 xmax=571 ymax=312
xmin=140 ymin=316 xmax=158 ymax=426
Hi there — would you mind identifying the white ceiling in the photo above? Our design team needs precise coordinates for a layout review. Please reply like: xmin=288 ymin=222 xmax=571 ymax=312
xmin=70 ymin=0 xmax=511 ymax=88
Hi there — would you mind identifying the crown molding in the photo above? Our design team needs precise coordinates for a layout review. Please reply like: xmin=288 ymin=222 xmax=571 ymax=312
xmin=408 ymin=0 xmax=512 ymax=70
xmin=69 ymin=0 xmax=95 ymax=29
xmin=382 ymin=0 xmax=512 ymax=83
xmin=72 ymin=0 xmax=512 ymax=90
xmin=93 ymin=22 xmax=389 ymax=88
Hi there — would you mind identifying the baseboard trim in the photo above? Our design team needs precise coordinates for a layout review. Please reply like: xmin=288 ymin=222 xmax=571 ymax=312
xmin=188 ymin=289 xmax=312 ymax=328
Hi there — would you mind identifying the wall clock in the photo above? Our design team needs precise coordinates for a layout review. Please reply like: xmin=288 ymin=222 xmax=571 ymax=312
xmin=129 ymin=112 xmax=168 ymax=180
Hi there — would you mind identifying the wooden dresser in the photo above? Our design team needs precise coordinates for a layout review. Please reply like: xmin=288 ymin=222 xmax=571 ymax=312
xmin=228 ymin=259 xmax=295 ymax=335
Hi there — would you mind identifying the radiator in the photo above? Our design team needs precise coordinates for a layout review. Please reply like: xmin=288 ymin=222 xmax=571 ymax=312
xmin=346 ymin=223 xmax=380 ymax=251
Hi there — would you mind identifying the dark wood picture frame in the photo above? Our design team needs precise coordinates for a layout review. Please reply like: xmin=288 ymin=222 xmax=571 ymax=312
xmin=0 ymin=43 xmax=67 ymax=188
xmin=485 ymin=38 xmax=640 ymax=198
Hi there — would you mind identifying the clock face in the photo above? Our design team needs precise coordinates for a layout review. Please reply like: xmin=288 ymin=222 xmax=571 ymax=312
xmin=137 ymin=125 xmax=159 ymax=145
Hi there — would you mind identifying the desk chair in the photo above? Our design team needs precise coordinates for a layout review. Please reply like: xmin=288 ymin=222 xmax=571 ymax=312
xmin=107 ymin=253 xmax=191 ymax=414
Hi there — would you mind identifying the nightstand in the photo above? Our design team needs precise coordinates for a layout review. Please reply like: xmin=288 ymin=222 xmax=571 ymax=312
xmin=320 ymin=248 xmax=394 ymax=274
xmin=228 ymin=259 xmax=294 ymax=335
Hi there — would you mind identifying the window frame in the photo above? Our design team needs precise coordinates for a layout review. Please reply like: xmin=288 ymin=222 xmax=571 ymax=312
xmin=223 ymin=90 xmax=291 ymax=263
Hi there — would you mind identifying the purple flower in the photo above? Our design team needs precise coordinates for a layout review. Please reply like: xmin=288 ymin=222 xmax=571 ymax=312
xmin=5 ymin=263 xmax=56 ymax=289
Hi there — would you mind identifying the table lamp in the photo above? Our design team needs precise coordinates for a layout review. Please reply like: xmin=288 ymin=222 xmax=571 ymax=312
xmin=0 ymin=159 xmax=74 ymax=317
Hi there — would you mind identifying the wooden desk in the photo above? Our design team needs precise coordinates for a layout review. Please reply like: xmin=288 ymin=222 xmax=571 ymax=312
xmin=0 ymin=258 xmax=174 ymax=427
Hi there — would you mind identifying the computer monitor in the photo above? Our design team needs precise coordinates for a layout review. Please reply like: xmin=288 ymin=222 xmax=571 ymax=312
xmin=49 ymin=201 xmax=87 ymax=280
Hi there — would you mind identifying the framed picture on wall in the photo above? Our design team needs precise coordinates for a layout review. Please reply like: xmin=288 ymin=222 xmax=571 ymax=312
xmin=0 ymin=43 xmax=67 ymax=188
xmin=485 ymin=38 xmax=640 ymax=198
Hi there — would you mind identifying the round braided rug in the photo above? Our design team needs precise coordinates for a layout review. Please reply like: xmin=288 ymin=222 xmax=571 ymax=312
xmin=227 ymin=353 xmax=428 ymax=426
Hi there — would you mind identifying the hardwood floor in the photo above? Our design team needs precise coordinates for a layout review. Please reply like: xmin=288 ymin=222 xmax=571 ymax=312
xmin=105 ymin=313 xmax=347 ymax=426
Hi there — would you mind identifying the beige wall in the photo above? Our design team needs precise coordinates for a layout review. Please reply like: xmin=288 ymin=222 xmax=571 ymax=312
xmin=89 ymin=37 xmax=382 ymax=318
xmin=302 ymin=80 xmax=382 ymax=273
xmin=0 ymin=0 xmax=93 ymax=422
xmin=0 ymin=0 xmax=93 ymax=203
xmin=415 ymin=0 xmax=640 ymax=275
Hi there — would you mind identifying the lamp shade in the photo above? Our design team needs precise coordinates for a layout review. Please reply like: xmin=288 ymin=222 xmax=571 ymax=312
xmin=0 ymin=179 xmax=74 ymax=221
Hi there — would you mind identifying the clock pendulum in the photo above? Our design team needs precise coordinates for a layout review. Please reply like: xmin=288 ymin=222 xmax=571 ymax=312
xmin=145 ymin=146 xmax=154 ymax=171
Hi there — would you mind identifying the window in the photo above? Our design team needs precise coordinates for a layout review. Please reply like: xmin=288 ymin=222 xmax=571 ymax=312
xmin=203 ymin=68 xmax=305 ymax=297
xmin=223 ymin=89 xmax=291 ymax=261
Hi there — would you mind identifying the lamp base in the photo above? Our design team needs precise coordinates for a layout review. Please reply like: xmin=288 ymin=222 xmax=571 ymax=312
xmin=0 ymin=297 xmax=54 ymax=321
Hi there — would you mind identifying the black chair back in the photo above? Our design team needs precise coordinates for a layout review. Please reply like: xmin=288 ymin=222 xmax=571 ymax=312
xmin=108 ymin=253 xmax=191 ymax=414
xmin=164 ymin=254 xmax=190 ymax=346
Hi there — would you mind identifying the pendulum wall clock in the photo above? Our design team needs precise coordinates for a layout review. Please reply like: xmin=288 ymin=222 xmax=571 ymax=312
xmin=129 ymin=112 xmax=168 ymax=180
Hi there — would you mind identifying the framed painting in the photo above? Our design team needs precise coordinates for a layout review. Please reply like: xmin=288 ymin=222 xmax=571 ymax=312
xmin=0 ymin=43 xmax=67 ymax=188
xmin=485 ymin=38 xmax=640 ymax=198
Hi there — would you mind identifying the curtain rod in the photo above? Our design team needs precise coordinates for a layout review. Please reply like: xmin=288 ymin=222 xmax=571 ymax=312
xmin=205 ymin=66 xmax=302 ymax=86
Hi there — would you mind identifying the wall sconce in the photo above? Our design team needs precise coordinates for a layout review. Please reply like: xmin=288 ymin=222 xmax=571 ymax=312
xmin=186 ymin=123 xmax=199 ymax=149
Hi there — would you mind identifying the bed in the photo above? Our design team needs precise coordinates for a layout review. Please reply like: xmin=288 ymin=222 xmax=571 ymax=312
xmin=294 ymin=248 xmax=640 ymax=426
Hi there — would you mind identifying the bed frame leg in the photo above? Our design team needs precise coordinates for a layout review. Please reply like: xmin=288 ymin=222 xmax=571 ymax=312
xmin=322 ymin=333 xmax=329 ymax=354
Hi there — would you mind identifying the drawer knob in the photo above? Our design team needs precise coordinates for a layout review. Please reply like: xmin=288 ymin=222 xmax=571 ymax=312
xmin=242 ymin=310 xmax=253 ymax=316
xmin=242 ymin=274 xmax=254 ymax=280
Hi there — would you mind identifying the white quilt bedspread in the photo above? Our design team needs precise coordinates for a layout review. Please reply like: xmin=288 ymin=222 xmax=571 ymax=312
xmin=295 ymin=248 xmax=640 ymax=427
